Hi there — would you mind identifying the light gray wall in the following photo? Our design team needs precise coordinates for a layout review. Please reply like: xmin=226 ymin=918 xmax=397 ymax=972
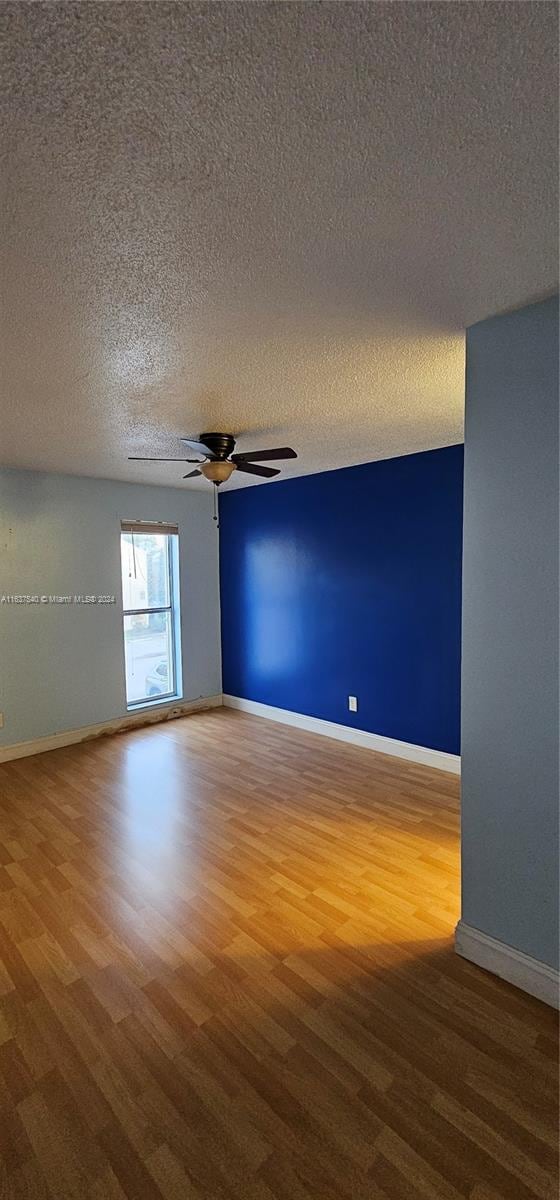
xmin=0 ymin=468 xmax=221 ymax=746
xmin=461 ymin=294 xmax=559 ymax=970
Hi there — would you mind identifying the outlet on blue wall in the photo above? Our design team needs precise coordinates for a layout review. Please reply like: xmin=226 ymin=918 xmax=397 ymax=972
xmin=219 ymin=444 xmax=463 ymax=754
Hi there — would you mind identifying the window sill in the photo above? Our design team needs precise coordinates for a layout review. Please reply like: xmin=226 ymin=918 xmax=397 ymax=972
xmin=126 ymin=694 xmax=183 ymax=713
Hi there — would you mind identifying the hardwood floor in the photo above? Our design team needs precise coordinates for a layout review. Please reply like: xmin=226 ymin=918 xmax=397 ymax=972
xmin=0 ymin=708 xmax=557 ymax=1199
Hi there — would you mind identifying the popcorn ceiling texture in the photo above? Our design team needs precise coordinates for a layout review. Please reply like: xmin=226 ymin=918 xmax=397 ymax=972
xmin=0 ymin=1 xmax=557 ymax=489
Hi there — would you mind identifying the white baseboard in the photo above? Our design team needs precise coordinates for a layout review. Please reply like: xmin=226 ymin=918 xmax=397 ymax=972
xmin=223 ymin=695 xmax=460 ymax=775
xmin=455 ymin=920 xmax=559 ymax=1009
xmin=0 ymin=695 xmax=223 ymax=764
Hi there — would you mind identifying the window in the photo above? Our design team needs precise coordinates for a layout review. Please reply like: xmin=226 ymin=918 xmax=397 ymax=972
xmin=120 ymin=522 xmax=182 ymax=707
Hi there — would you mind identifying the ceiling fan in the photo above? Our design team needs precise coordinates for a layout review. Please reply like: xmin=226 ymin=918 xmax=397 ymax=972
xmin=129 ymin=432 xmax=297 ymax=486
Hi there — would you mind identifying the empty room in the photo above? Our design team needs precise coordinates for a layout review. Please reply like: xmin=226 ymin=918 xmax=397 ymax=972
xmin=0 ymin=3 xmax=558 ymax=1198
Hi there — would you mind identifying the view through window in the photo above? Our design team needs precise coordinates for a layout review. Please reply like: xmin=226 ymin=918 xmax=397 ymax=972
xmin=120 ymin=524 xmax=181 ymax=705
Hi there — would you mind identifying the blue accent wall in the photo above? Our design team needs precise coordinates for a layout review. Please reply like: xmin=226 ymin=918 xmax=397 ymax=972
xmin=219 ymin=444 xmax=463 ymax=754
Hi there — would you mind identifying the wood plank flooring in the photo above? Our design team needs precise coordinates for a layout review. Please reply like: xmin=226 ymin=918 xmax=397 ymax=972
xmin=0 ymin=708 xmax=557 ymax=1199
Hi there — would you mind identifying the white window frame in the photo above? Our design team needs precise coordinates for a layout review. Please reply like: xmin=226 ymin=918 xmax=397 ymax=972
xmin=120 ymin=521 xmax=182 ymax=709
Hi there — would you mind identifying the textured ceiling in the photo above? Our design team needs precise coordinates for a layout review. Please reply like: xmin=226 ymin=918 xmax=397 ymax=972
xmin=0 ymin=2 xmax=557 ymax=490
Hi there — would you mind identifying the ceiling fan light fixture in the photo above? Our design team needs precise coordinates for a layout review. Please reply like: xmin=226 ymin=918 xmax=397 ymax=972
xmin=130 ymin=433 xmax=297 ymax=485
xmin=200 ymin=460 xmax=237 ymax=484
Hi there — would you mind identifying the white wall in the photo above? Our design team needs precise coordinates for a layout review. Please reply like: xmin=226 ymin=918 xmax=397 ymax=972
xmin=0 ymin=468 xmax=221 ymax=747
xmin=461 ymin=295 xmax=559 ymax=972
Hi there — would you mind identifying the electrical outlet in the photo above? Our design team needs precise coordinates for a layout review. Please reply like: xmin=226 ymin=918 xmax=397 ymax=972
xmin=0 ymin=712 xmax=4 ymax=729
xmin=348 ymin=696 xmax=358 ymax=713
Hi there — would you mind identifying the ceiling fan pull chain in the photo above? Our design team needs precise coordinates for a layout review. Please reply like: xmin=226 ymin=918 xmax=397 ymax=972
xmin=212 ymin=485 xmax=219 ymax=527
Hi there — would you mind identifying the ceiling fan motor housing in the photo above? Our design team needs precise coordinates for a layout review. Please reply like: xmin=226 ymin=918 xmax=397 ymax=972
xmin=200 ymin=432 xmax=236 ymax=460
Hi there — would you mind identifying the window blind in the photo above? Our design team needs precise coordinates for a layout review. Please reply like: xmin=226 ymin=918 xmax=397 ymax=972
xmin=121 ymin=520 xmax=179 ymax=536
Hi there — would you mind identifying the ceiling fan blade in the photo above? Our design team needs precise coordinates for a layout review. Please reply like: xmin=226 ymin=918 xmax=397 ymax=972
xmin=179 ymin=437 xmax=216 ymax=458
xmin=231 ymin=447 xmax=297 ymax=463
xmin=128 ymin=456 xmax=199 ymax=462
xmin=183 ymin=469 xmax=202 ymax=479
xmin=235 ymin=462 xmax=281 ymax=478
